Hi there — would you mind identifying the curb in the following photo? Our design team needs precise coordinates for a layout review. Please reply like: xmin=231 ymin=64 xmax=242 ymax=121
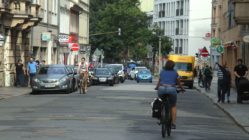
xmin=194 ymin=86 xmax=249 ymax=134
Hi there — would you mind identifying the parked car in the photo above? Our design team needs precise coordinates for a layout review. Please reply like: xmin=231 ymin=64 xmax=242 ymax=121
xmin=105 ymin=64 xmax=125 ymax=83
xmin=32 ymin=64 xmax=73 ymax=94
xmin=106 ymin=67 xmax=119 ymax=84
xmin=136 ymin=69 xmax=153 ymax=83
xmin=92 ymin=68 xmax=115 ymax=86
xmin=130 ymin=66 xmax=147 ymax=80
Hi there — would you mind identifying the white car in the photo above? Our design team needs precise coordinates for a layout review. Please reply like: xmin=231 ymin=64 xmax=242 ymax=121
xmin=130 ymin=66 xmax=147 ymax=80
xmin=105 ymin=64 xmax=126 ymax=83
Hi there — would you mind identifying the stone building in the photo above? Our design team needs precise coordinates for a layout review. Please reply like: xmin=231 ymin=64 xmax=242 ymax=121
xmin=0 ymin=0 xmax=42 ymax=87
xmin=211 ymin=0 xmax=249 ymax=85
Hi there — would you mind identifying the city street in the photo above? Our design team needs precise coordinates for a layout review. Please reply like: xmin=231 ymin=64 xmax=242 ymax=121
xmin=0 ymin=80 xmax=249 ymax=140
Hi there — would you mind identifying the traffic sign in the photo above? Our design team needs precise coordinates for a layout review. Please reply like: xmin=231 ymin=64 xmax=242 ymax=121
xmin=68 ymin=43 xmax=79 ymax=51
xmin=200 ymin=47 xmax=209 ymax=57
xmin=216 ymin=45 xmax=224 ymax=54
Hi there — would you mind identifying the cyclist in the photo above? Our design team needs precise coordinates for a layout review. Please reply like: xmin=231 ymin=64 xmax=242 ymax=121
xmin=77 ymin=57 xmax=89 ymax=94
xmin=155 ymin=60 xmax=184 ymax=129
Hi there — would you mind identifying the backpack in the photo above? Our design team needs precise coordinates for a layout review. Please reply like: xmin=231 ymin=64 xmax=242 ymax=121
xmin=204 ymin=67 xmax=212 ymax=77
xmin=151 ymin=98 xmax=162 ymax=119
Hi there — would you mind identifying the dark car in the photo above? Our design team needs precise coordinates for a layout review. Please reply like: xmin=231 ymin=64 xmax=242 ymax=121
xmin=32 ymin=64 xmax=73 ymax=94
xmin=106 ymin=67 xmax=119 ymax=84
xmin=92 ymin=68 xmax=115 ymax=86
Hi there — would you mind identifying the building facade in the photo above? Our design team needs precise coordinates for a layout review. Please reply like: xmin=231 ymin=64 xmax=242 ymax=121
xmin=211 ymin=0 xmax=249 ymax=86
xmin=0 ymin=0 xmax=42 ymax=87
xmin=153 ymin=0 xmax=211 ymax=56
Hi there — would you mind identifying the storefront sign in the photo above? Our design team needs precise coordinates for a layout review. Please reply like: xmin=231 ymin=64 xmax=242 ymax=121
xmin=58 ymin=34 xmax=69 ymax=43
xmin=0 ymin=34 xmax=4 ymax=46
xmin=41 ymin=32 xmax=51 ymax=41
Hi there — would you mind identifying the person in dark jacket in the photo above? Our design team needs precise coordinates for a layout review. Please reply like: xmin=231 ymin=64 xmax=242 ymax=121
xmin=15 ymin=59 xmax=26 ymax=87
xmin=216 ymin=62 xmax=231 ymax=103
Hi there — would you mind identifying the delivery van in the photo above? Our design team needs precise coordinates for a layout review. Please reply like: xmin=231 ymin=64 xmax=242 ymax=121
xmin=167 ymin=55 xmax=195 ymax=88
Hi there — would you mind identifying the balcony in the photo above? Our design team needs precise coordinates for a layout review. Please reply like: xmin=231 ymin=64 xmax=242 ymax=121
xmin=233 ymin=0 xmax=249 ymax=24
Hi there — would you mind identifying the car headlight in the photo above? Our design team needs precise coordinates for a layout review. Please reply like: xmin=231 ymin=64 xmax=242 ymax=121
xmin=59 ymin=77 xmax=67 ymax=83
xmin=33 ymin=78 xmax=41 ymax=83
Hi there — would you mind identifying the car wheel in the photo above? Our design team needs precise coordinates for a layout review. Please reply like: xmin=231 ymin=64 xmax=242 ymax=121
xmin=150 ymin=80 xmax=152 ymax=83
xmin=137 ymin=80 xmax=139 ymax=83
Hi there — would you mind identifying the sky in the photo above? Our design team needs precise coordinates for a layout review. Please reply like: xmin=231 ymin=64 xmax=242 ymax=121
xmin=139 ymin=0 xmax=154 ymax=12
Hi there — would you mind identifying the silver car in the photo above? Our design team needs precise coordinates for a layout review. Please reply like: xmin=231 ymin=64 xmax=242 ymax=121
xmin=32 ymin=64 xmax=73 ymax=94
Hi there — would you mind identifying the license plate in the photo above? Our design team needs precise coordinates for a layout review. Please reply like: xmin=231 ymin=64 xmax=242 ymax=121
xmin=44 ymin=84 xmax=56 ymax=88
xmin=99 ymin=78 xmax=107 ymax=82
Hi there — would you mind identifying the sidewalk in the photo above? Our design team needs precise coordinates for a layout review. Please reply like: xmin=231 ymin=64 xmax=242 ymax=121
xmin=195 ymin=76 xmax=249 ymax=134
xmin=0 ymin=87 xmax=31 ymax=100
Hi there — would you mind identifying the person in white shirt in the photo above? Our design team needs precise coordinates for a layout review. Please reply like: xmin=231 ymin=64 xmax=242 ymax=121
xmin=77 ymin=57 xmax=88 ymax=93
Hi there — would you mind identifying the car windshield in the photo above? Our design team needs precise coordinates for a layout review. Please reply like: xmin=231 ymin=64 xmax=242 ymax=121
xmin=95 ymin=69 xmax=110 ymax=75
xmin=135 ymin=67 xmax=146 ymax=71
xmin=139 ymin=70 xmax=151 ymax=74
xmin=105 ymin=65 xmax=121 ymax=73
xmin=174 ymin=63 xmax=192 ymax=71
xmin=39 ymin=67 xmax=66 ymax=75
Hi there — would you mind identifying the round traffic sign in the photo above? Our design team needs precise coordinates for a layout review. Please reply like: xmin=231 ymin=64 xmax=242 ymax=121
xmin=216 ymin=45 xmax=224 ymax=53
xmin=200 ymin=47 xmax=209 ymax=57
xmin=69 ymin=43 xmax=79 ymax=51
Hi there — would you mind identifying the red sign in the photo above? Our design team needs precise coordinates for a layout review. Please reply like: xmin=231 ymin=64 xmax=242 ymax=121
xmin=69 ymin=43 xmax=79 ymax=51
xmin=200 ymin=47 xmax=209 ymax=57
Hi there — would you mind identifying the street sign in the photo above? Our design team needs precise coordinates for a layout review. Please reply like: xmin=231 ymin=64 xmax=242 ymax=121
xmin=216 ymin=45 xmax=224 ymax=54
xmin=41 ymin=32 xmax=51 ymax=41
xmin=211 ymin=38 xmax=222 ymax=46
xmin=68 ymin=43 xmax=79 ymax=51
xmin=200 ymin=47 xmax=209 ymax=57
xmin=58 ymin=34 xmax=69 ymax=43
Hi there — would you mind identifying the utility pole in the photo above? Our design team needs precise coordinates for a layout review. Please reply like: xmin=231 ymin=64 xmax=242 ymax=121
xmin=158 ymin=36 xmax=162 ymax=74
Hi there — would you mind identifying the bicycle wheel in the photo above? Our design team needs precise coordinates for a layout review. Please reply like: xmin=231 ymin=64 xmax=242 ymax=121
xmin=161 ymin=105 xmax=167 ymax=138
xmin=79 ymin=80 xmax=82 ymax=94
xmin=166 ymin=102 xmax=171 ymax=136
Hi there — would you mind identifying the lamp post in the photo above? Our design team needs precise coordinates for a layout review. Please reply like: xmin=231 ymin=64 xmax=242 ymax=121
xmin=158 ymin=36 xmax=162 ymax=74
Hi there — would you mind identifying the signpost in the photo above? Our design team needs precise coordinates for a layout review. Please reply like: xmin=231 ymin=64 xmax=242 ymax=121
xmin=68 ymin=43 xmax=79 ymax=51
xmin=216 ymin=45 xmax=224 ymax=53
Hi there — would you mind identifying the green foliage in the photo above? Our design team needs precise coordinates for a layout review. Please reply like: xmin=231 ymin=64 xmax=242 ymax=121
xmin=89 ymin=0 xmax=172 ymax=62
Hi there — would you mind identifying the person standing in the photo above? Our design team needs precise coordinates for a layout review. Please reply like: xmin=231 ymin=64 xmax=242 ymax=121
xmin=27 ymin=57 xmax=37 ymax=87
xmin=15 ymin=59 xmax=26 ymax=87
xmin=234 ymin=59 xmax=248 ymax=103
xmin=216 ymin=62 xmax=231 ymax=103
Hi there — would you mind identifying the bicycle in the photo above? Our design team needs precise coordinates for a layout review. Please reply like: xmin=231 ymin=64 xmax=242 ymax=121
xmin=79 ymin=73 xmax=87 ymax=94
xmin=159 ymin=94 xmax=172 ymax=137
xmin=158 ymin=88 xmax=185 ymax=138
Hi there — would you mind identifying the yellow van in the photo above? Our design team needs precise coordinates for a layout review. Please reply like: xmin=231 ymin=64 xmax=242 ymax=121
xmin=167 ymin=55 xmax=195 ymax=88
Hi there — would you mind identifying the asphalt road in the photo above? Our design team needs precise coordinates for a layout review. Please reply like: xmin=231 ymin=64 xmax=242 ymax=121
xmin=0 ymin=80 xmax=248 ymax=140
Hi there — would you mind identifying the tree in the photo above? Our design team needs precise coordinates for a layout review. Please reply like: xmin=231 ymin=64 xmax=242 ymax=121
xmin=90 ymin=0 xmax=152 ymax=63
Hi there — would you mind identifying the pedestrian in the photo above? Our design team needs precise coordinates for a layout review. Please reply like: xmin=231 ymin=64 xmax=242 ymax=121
xmin=234 ymin=59 xmax=248 ymax=103
xmin=216 ymin=62 xmax=231 ymax=103
xmin=41 ymin=60 xmax=46 ymax=65
xmin=203 ymin=65 xmax=212 ymax=91
xmin=198 ymin=68 xmax=204 ymax=87
xmin=15 ymin=59 xmax=26 ymax=87
xmin=27 ymin=57 xmax=37 ymax=87
xmin=155 ymin=60 xmax=184 ymax=129
xmin=77 ymin=57 xmax=89 ymax=94
xmin=35 ymin=60 xmax=40 ymax=70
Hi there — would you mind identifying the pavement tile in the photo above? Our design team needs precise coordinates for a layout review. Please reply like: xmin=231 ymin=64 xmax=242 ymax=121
xmin=195 ymin=75 xmax=249 ymax=134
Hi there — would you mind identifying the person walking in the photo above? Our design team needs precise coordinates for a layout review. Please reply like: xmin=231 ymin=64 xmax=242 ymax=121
xmin=155 ymin=60 xmax=184 ymax=129
xmin=15 ymin=59 xmax=26 ymax=87
xmin=203 ymin=65 xmax=212 ymax=91
xmin=234 ymin=59 xmax=248 ymax=103
xmin=27 ymin=57 xmax=37 ymax=87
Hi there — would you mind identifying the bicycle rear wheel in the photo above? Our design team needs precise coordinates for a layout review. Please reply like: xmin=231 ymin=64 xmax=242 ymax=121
xmin=161 ymin=105 xmax=167 ymax=138
xmin=79 ymin=81 xmax=82 ymax=94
